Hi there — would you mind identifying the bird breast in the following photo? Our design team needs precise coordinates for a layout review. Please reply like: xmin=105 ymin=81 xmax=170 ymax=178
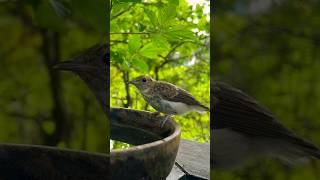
xmin=160 ymin=100 xmax=192 ymax=115
xmin=140 ymin=87 xmax=152 ymax=96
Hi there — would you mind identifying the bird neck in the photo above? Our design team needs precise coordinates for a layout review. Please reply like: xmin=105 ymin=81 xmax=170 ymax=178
xmin=139 ymin=82 xmax=155 ymax=97
xmin=139 ymin=88 xmax=152 ymax=97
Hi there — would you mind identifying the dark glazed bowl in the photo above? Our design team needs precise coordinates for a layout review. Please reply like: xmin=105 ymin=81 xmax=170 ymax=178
xmin=110 ymin=108 xmax=181 ymax=180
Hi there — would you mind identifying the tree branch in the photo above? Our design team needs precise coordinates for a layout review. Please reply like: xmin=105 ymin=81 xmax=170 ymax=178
xmin=154 ymin=42 xmax=185 ymax=80
xmin=41 ymin=29 xmax=70 ymax=146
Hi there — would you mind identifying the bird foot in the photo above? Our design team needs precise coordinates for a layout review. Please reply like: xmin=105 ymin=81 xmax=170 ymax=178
xmin=152 ymin=111 xmax=161 ymax=117
xmin=160 ymin=115 xmax=172 ymax=128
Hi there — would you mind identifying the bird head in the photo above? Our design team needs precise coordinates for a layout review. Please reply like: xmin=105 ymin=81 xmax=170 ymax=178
xmin=54 ymin=44 xmax=108 ymax=112
xmin=53 ymin=61 xmax=98 ymax=72
xmin=54 ymin=44 xmax=107 ymax=75
xmin=129 ymin=75 xmax=154 ymax=92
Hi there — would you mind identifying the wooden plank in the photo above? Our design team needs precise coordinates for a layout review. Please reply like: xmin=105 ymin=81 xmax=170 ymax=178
xmin=166 ymin=164 xmax=186 ymax=180
xmin=167 ymin=139 xmax=210 ymax=179
xmin=176 ymin=139 xmax=210 ymax=179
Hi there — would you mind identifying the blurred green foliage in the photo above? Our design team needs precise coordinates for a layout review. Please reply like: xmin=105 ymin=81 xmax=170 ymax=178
xmin=213 ymin=0 xmax=320 ymax=179
xmin=110 ymin=0 xmax=210 ymax=149
xmin=0 ymin=0 xmax=106 ymax=153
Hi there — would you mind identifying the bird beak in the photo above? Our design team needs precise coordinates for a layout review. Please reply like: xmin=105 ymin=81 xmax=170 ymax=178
xmin=53 ymin=61 xmax=97 ymax=72
xmin=128 ymin=80 xmax=134 ymax=84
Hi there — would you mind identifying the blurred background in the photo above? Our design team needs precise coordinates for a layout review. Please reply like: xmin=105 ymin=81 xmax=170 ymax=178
xmin=0 ymin=0 xmax=106 ymax=153
xmin=213 ymin=0 xmax=320 ymax=179
xmin=110 ymin=0 xmax=210 ymax=149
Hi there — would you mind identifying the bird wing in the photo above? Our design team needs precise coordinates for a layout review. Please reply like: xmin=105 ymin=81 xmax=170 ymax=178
xmin=212 ymin=82 xmax=320 ymax=154
xmin=155 ymin=81 xmax=209 ymax=110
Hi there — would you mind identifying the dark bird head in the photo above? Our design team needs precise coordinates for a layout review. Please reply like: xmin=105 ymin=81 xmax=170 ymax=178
xmin=129 ymin=75 xmax=154 ymax=92
xmin=54 ymin=44 xmax=108 ymax=112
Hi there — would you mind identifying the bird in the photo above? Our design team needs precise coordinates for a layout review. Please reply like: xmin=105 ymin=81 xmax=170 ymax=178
xmin=53 ymin=43 xmax=108 ymax=113
xmin=211 ymin=81 xmax=320 ymax=169
xmin=129 ymin=75 xmax=209 ymax=126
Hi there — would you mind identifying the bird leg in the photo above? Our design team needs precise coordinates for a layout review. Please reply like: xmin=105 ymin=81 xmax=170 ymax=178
xmin=151 ymin=111 xmax=161 ymax=117
xmin=161 ymin=115 xmax=172 ymax=127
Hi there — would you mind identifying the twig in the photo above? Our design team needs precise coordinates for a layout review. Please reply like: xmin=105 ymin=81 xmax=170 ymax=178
xmin=122 ymin=71 xmax=132 ymax=108
xmin=110 ymin=40 xmax=127 ymax=44
xmin=111 ymin=3 xmax=135 ymax=20
xmin=174 ymin=162 xmax=190 ymax=175
xmin=110 ymin=32 xmax=152 ymax=35
xmin=154 ymin=42 xmax=185 ymax=80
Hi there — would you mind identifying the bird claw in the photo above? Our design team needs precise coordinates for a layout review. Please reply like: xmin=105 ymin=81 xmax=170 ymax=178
xmin=160 ymin=115 xmax=172 ymax=128
xmin=152 ymin=111 xmax=161 ymax=117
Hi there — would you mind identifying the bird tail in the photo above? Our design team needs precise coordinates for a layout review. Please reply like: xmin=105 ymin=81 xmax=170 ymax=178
xmin=302 ymin=144 xmax=320 ymax=159
xmin=275 ymin=139 xmax=320 ymax=165
xmin=294 ymin=137 xmax=320 ymax=160
xmin=193 ymin=105 xmax=210 ymax=114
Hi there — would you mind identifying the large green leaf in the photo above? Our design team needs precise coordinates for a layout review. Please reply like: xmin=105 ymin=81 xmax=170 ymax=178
xmin=128 ymin=35 xmax=141 ymax=53
xmin=144 ymin=8 xmax=159 ymax=28
xmin=158 ymin=5 xmax=176 ymax=28
xmin=131 ymin=58 xmax=149 ymax=72
xmin=152 ymin=34 xmax=171 ymax=51
xmin=111 ymin=1 xmax=130 ymax=19
xmin=162 ymin=25 xmax=197 ymax=42
xmin=139 ymin=42 xmax=165 ymax=59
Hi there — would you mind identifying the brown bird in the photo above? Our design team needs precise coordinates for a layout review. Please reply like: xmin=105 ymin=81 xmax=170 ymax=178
xmin=129 ymin=75 xmax=209 ymax=126
xmin=53 ymin=44 xmax=108 ymax=112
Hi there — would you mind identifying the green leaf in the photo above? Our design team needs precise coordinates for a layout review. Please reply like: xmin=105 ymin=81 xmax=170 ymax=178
xmin=128 ymin=35 xmax=141 ymax=53
xmin=132 ymin=58 xmax=149 ymax=72
xmin=110 ymin=21 xmax=120 ymax=32
xmin=152 ymin=34 xmax=171 ymax=51
xmin=144 ymin=8 xmax=159 ymax=28
xmin=137 ymin=23 xmax=146 ymax=32
xmin=168 ymin=0 xmax=179 ymax=6
xmin=111 ymin=2 xmax=129 ymax=18
xmin=162 ymin=25 xmax=197 ymax=42
xmin=158 ymin=5 xmax=176 ymax=28
xmin=139 ymin=42 xmax=165 ymax=59
xmin=121 ymin=60 xmax=131 ymax=71
xmin=111 ymin=50 xmax=124 ymax=64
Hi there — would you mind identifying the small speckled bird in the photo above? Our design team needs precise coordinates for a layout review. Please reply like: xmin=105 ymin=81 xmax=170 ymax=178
xmin=129 ymin=75 xmax=209 ymax=126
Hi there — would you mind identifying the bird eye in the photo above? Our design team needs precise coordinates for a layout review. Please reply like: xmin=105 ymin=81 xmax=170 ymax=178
xmin=142 ymin=78 xmax=146 ymax=82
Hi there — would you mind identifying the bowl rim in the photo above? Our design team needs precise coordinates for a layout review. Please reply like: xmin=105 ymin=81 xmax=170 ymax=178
xmin=110 ymin=109 xmax=181 ymax=154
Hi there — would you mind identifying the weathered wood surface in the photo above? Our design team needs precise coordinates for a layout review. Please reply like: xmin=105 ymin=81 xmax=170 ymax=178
xmin=167 ymin=139 xmax=210 ymax=180
xmin=167 ymin=164 xmax=185 ymax=179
